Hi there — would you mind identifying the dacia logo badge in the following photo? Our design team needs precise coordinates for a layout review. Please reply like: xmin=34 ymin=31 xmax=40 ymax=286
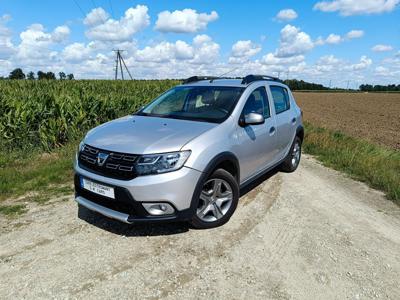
xmin=96 ymin=152 xmax=109 ymax=166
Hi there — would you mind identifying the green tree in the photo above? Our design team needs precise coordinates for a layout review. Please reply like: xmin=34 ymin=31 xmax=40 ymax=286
xmin=67 ymin=73 xmax=74 ymax=80
xmin=46 ymin=72 xmax=56 ymax=80
xmin=27 ymin=71 xmax=35 ymax=80
xmin=59 ymin=72 xmax=66 ymax=80
xmin=9 ymin=68 xmax=25 ymax=80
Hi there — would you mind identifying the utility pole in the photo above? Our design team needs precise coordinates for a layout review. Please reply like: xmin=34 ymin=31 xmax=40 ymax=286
xmin=346 ymin=80 xmax=350 ymax=90
xmin=113 ymin=50 xmax=133 ymax=80
xmin=329 ymin=79 xmax=332 ymax=89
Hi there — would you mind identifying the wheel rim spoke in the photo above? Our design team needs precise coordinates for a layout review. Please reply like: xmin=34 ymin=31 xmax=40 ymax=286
xmin=212 ymin=203 xmax=223 ymax=219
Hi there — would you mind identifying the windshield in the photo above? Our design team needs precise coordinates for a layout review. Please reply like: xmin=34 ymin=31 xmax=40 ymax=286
xmin=137 ymin=86 xmax=245 ymax=123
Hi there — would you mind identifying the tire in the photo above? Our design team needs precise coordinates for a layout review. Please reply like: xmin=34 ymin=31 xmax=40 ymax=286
xmin=190 ymin=168 xmax=239 ymax=229
xmin=281 ymin=136 xmax=302 ymax=173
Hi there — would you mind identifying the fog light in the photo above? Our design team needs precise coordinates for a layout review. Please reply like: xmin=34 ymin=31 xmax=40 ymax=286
xmin=142 ymin=203 xmax=175 ymax=216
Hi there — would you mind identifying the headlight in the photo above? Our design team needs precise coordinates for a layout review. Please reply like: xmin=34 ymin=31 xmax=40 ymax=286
xmin=78 ymin=140 xmax=85 ymax=152
xmin=136 ymin=150 xmax=191 ymax=175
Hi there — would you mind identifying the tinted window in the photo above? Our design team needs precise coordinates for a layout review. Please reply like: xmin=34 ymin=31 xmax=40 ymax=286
xmin=242 ymin=87 xmax=270 ymax=118
xmin=139 ymin=86 xmax=244 ymax=123
xmin=271 ymin=86 xmax=290 ymax=114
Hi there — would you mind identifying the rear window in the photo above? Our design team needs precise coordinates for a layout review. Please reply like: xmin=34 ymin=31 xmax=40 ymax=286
xmin=271 ymin=86 xmax=290 ymax=114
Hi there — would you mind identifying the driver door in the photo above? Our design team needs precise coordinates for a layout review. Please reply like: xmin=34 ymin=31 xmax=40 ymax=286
xmin=235 ymin=86 xmax=277 ymax=183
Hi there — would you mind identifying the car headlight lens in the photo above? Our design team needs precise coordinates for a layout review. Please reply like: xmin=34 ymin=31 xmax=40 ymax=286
xmin=136 ymin=150 xmax=191 ymax=175
xmin=78 ymin=140 xmax=85 ymax=152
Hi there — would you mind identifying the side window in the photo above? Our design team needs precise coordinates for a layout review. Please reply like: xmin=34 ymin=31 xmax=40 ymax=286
xmin=242 ymin=87 xmax=270 ymax=118
xmin=270 ymin=86 xmax=290 ymax=114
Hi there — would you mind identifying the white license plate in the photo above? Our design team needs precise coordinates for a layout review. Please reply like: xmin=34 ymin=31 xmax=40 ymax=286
xmin=80 ymin=177 xmax=115 ymax=199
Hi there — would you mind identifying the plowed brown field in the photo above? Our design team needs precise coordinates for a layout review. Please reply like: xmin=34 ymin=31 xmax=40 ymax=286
xmin=293 ymin=92 xmax=400 ymax=150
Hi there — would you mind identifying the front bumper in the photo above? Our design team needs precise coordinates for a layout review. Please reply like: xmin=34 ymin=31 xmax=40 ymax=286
xmin=74 ymin=163 xmax=202 ymax=223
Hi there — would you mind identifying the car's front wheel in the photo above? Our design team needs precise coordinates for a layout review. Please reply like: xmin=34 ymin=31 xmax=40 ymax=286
xmin=190 ymin=168 xmax=239 ymax=229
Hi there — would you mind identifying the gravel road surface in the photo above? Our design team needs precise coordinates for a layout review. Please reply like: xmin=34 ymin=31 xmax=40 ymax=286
xmin=1 ymin=155 xmax=399 ymax=299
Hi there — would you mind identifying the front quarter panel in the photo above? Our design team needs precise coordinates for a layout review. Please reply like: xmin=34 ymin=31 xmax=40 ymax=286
xmin=181 ymin=117 xmax=237 ymax=173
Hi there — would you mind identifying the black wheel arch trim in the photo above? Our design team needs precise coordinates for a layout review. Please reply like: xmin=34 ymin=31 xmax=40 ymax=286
xmin=183 ymin=152 xmax=240 ymax=220
xmin=296 ymin=125 xmax=304 ymax=141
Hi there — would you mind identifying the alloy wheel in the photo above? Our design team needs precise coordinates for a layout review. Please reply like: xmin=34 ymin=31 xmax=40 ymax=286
xmin=196 ymin=178 xmax=233 ymax=222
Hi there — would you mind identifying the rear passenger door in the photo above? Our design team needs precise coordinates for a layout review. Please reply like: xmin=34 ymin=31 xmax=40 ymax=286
xmin=269 ymin=85 xmax=295 ymax=160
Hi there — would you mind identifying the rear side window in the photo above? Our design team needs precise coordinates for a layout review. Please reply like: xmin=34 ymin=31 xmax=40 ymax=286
xmin=270 ymin=86 xmax=290 ymax=114
xmin=242 ymin=87 xmax=270 ymax=118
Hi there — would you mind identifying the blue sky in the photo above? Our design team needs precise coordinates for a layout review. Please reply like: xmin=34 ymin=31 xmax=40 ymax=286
xmin=0 ymin=0 xmax=399 ymax=87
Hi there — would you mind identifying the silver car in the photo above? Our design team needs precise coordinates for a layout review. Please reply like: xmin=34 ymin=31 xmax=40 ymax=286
xmin=74 ymin=75 xmax=304 ymax=229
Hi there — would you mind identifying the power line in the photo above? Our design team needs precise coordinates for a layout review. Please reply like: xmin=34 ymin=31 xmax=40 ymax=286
xmin=90 ymin=0 xmax=108 ymax=23
xmin=108 ymin=0 xmax=115 ymax=18
xmin=72 ymin=0 xmax=86 ymax=18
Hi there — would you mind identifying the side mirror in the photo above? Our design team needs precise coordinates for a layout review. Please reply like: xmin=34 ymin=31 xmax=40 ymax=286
xmin=240 ymin=113 xmax=265 ymax=126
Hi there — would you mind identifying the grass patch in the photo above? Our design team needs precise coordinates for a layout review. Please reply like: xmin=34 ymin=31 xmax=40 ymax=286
xmin=0 ymin=204 xmax=27 ymax=216
xmin=303 ymin=122 xmax=400 ymax=203
xmin=0 ymin=141 xmax=77 ymax=202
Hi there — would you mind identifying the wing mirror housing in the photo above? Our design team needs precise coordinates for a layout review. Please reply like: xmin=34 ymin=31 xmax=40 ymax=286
xmin=239 ymin=113 xmax=265 ymax=127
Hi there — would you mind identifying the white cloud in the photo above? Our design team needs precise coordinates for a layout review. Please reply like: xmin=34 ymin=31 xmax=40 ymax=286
xmin=318 ymin=54 xmax=342 ymax=65
xmin=191 ymin=34 xmax=220 ymax=64
xmin=0 ymin=14 xmax=15 ymax=59
xmin=231 ymin=40 xmax=261 ymax=58
xmin=85 ymin=5 xmax=150 ymax=42
xmin=62 ymin=42 xmax=92 ymax=62
xmin=16 ymin=24 xmax=68 ymax=63
xmin=276 ymin=25 xmax=313 ymax=57
xmin=51 ymin=25 xmax=70 ymax=43
xmin=348 ymin=55 xmax=372 ymax=70
xmin=314 ymin=0 xmax=400 ymax=16
xmin=372 ymin=44 xmax=394 ymax=52
xmin=325 ymin=33 xmax=342 ymax=44
xmin=260 ymin=53 xmax=305 ymax=65
xmin=374 ymin=66 xmax=390 ymax=75
xmin=135 ymin=41 xmax=194 ymax=63
xmin=276 ymin=9 xmax=298 ymax=22
xmin=133 ymin=34 xmax=219 ymax=65
xmin=346 ymin=30 xmax=364 ymax=39
xmin=315 ymin=29 xmax=364 ymax=46
xmin=84 ymin=8 xmax=109 ymax=26
xmin=155 ymin=9 xmax=218 ymax=33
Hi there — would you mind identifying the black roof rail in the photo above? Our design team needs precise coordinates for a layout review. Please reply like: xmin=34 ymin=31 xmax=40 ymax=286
xmin=182 ymin=76 xmax=218 ymax=84
xmin=241 ymin=74 xmax=283 ymax=85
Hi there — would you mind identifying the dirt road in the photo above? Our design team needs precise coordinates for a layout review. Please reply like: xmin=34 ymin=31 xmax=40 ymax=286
xmin=1 ymin=155 xmax=400 ymax=299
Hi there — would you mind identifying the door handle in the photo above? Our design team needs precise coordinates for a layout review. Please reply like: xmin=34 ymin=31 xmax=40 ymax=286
xmin=269 ymin=126 xmax=276 ymax=135
xmin=291 ymin=117 xmax=296 ymax=124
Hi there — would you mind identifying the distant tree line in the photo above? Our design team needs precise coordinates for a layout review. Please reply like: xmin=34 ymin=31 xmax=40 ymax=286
xmin=359 ymin=84 xmax=400 ymax=92
xmin=0 ymin=68 xmax=74 ymax=80
xmin=283 ymin=79 xmax=329 ymax=91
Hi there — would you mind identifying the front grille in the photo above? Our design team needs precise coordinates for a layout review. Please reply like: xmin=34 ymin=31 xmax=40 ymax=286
xmin=78 ymin=144 xmax=138 ymax=180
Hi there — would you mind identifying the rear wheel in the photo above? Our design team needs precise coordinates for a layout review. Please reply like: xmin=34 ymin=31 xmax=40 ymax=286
xmin=281 ymin=136 xmax=302 ymax=173
xmin=190 ymin=169 xmax=239 ymax=229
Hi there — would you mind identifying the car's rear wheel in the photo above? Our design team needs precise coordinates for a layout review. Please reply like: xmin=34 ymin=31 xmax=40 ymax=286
xmin=281 ymin=136 xmax=302 ymax=173
xmin=190 ymin=169 xmax=239 ymax=229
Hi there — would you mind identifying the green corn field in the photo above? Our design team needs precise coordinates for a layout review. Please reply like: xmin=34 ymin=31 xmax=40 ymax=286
xmin=0 ymin=80 xmax=179 ymax=151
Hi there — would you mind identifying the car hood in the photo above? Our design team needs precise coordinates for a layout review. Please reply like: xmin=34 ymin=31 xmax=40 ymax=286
xmin=84 ymin=115 xmax=217 ymax=154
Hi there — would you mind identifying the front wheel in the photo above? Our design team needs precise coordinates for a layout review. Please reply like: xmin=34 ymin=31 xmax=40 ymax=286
xmin=190 ymin=169 xmax=239 ymax=229
xmin=281 ymin=136 xmax=302 ymax=173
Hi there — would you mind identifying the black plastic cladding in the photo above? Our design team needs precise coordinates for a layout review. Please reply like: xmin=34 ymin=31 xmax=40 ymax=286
xmin=182 ymin=74 xmax=283 ymax=85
